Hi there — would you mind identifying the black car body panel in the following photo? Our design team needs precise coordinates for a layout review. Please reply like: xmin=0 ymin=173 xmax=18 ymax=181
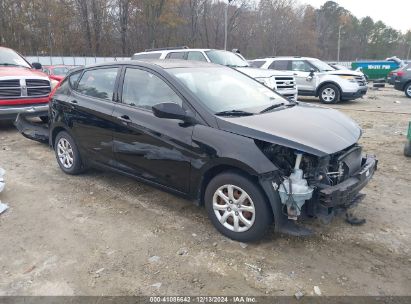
xmin=15 ymin=60 xmax=377 ymax=236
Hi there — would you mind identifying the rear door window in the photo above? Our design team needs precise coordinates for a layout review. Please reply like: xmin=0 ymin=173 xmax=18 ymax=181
xmin=166 ymin=52 xmax=187 ymax=60
xmin=77 ymin=68 xmax=119 ymax=101
xmin=269 ymin=60 xmax=290 ymax=70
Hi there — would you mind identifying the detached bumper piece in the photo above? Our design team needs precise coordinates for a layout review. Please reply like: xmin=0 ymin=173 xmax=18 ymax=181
xmin=14 ymin=113 xmax=49 ymax=144
xmin=319 ymin=154 xmax=377 ymax=208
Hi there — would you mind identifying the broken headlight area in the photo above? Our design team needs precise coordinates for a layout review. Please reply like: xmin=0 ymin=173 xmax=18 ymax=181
xmin=257 ymin=141 xmax=377 ymax=222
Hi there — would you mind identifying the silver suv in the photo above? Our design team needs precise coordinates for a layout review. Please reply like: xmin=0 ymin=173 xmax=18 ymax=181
xmin=249 ymin=57 xmax=368 ymax=104
xmin=132 ymin=48 xmax=298 ymax=101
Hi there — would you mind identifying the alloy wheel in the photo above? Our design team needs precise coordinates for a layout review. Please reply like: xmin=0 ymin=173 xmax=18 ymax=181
xmin=57 ymin=138 xmax=74 ymax=169
xmin=212 ymin=184 xmax=255 ymax=232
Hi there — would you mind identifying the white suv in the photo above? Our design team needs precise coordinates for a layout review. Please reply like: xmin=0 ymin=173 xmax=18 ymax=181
xmin=249 ymin=57 xmax=368 ymax=104
xmin=132 ymin=48 xmax=298 ymax=101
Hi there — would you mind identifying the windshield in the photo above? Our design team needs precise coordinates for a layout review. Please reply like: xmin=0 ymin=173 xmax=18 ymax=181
xmin=0 ymin=48 xmax=31 ymax=68
xmin=205 ymin=50 xmax=249 ymax=68
xmin=52 ymin=67 xmax=70 ymax=76
xmin=309 ymin=59 xmax=334 ymax=72
xmin=169 ymin=67 xmax=288 ymax=114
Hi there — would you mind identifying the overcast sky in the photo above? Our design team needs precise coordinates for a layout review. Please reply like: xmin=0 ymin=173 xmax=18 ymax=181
xmin=299 ymin=0 xmax=411 ymax=33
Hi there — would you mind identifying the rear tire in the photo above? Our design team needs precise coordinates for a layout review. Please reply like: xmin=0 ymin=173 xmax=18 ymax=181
xmin=54 ymin=131 xmax=84 ymax=175
xmin=404 ymin=82 xmax=411 ymax=98
xmin=404 ymin=141 xmax=411 ymax=157
xmin=205 ymin=172 xmax=273 ymax=242
xmin=319 ymin=84 xmax=340 ymax=104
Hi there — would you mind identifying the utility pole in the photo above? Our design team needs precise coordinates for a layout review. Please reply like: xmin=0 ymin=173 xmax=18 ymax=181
xmin=224 ymin=0 xmax=233 ymax=50
xmin=337 ymin=24 xmax=342 ymax=62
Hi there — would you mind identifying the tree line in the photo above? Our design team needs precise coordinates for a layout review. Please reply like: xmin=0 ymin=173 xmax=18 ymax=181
xmin=0 ymin=0 xmax=410 ymax=61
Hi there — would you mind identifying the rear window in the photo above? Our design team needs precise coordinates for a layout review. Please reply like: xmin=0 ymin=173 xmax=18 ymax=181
xmin=249 ymin=60 xmax=266 ymax=68
xmin=77 ymin=68 xmax=118 ymax=101
xmin=132 ymin=53 xmax=162 ymax=60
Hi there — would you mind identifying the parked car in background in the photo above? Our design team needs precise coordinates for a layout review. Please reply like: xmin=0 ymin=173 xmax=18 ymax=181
xmin=0 ymin=46 xmax=58 ymax=121
xmin=43 ymin=65 xmax=72 ymax=82
xmin=394 ymin=64 xmax=411 ymax=98
xmin=329 ymin=63 xmax=350 ymax=70
xmin=16 ymin=60 xmax=377 ymax=241
xmin=387 ymin=68 xmax=401 ymax=85
xmin=252 ymin=56 xmax=368 ymax=104
xmin=132 ymin=47 xmax=298 ymax=101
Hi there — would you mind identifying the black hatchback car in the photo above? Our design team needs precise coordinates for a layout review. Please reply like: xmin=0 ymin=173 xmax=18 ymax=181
xmin=17 ymin=60 xmax=377 ymax=242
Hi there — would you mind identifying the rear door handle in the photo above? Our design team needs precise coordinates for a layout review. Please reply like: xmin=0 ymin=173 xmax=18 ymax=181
xmin=70 ymin=100 xmax=78 ymax=104
xmin=118 ymin=115 xmax=131 ymax=122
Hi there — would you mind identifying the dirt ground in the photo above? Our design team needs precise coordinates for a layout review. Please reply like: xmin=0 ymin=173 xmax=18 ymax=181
xmin=0 ymin=86 xmax=410 ymax=297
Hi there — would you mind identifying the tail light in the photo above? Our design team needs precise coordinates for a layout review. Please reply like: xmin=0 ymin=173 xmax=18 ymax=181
xmin=397 ymin=71 xmax=405 ymax=77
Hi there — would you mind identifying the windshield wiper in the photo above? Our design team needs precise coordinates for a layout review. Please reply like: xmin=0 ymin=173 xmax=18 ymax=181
xmin=226 ymin=64 xmax=248 ymax=68
xmin=259 ymin=103 xmax=286 ymax=113
xmin=215 ymin=110 xmax=254 ymax=117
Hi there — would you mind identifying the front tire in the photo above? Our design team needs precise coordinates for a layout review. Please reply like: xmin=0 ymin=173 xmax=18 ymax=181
xmin=404 ymin=82 xmax=411 ymax=98
xmin=205 ymin=172 xmax=273 ymax=242
xmin=54 ymin=131 xmax=84 ymax=175
xmin=319 ymin=84 xmax=340 ymax=104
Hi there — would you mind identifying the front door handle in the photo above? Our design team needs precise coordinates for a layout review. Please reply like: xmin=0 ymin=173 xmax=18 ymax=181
xmin=70 ymin=100 xmax=78 ymax=104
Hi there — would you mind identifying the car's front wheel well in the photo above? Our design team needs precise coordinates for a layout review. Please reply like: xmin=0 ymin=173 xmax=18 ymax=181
xmin=316 ymin=81 xmax=342 ymax=97
xmin=199 ymin=165 xmax=260 ymax=206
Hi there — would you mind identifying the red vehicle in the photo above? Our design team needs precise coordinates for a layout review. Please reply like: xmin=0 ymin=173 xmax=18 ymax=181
xmin=0 ymin=46 xmax=57 ymax=121
xmin=42 ymin=65 xmax=72 ymax=82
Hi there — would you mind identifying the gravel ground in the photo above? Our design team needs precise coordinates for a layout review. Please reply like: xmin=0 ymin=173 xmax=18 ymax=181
xmin=0 ymin=86 xmax=410 ymax=296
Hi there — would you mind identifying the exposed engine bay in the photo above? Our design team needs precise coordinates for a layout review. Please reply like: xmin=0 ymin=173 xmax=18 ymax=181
xmin=257 ymin=141 xmax=377 ymax=222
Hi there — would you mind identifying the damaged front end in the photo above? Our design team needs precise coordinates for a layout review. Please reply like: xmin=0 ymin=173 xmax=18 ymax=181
xmin=258 ymin=141 xmax=378 ymax=233
xmin=14 ymin=113 xmax=50 ymax=144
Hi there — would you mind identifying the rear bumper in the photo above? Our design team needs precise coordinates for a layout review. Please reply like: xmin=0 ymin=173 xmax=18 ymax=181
xmin=318 ymin=154 xmax=377 ymax=208
xmin=14 ymin=113 xmax=50 ymax=143
xmin=0 ymin=103 xmax=49 ymax=120
xmin=341 ymin=87 xmax=368 ymax=100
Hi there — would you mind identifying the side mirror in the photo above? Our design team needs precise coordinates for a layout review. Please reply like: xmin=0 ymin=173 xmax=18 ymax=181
xmin=32 ymin=62 xmax=42 ymax=70
xmin=152 ymin=102 xmax=187 ymax=120
xmin=309 ymin=68 xmax=315 ymax=76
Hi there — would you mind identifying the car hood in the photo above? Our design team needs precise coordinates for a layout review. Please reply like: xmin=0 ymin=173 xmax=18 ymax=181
xmin=216 ymin=103 xmax=361 ymax=157
xmin=236 ymin=67 xmax=293 ymax=78
xmin=0 ymin=66 xmax=49 ymax=79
